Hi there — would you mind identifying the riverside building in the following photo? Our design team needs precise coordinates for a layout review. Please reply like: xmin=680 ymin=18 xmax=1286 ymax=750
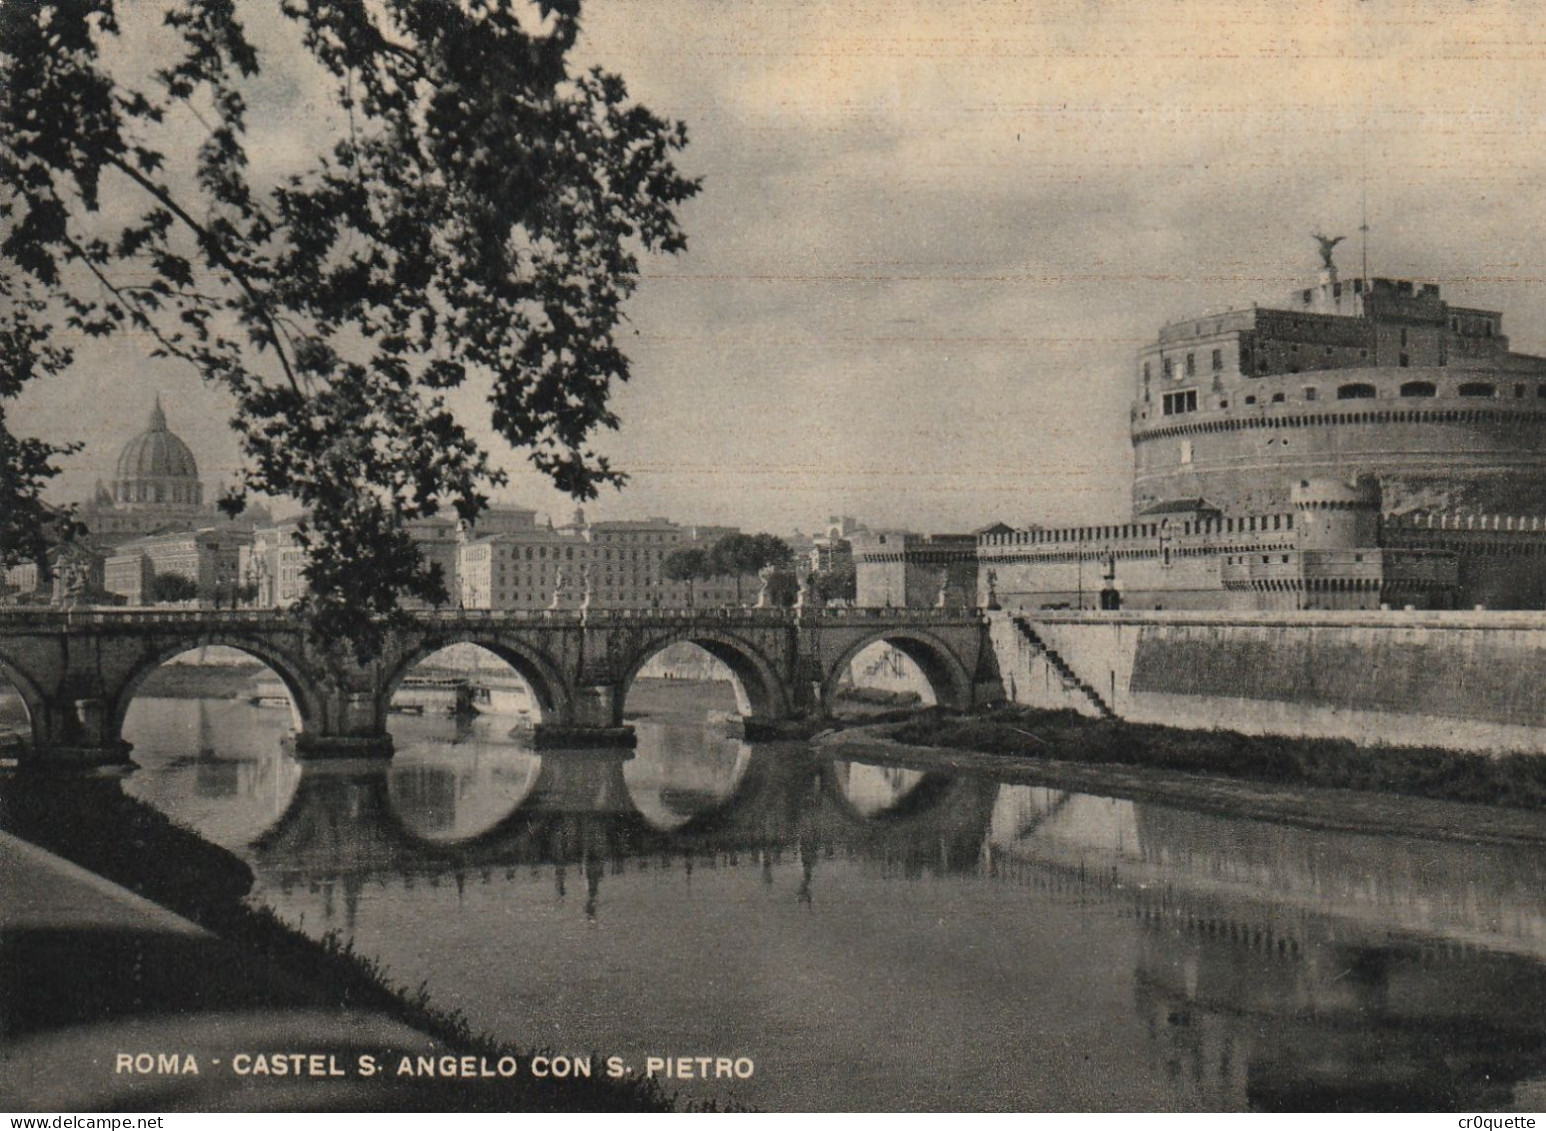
xmin=861 ymin=245 xmax=1546 ymax=612
xmin=456 ymin=510 xmax=756 ymax=611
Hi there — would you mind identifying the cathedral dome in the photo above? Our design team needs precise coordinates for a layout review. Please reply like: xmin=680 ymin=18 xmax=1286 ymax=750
xmin=111 ymin=397 xmax=203 ymax=507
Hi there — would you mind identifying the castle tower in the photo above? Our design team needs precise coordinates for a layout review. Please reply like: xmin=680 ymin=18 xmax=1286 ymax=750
xmin=1291 ymin=475 xmax=1381 ymax=551
xmin=1130 ymin=246 xmax=1546 ymax=517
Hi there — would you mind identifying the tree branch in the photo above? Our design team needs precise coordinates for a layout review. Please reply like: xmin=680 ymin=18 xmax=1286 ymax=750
xmin=106 ymin=155 xmax=305 ymax=396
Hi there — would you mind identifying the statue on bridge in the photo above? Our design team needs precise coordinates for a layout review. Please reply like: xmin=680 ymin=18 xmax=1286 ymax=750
xmin=755 ymin=566 xmax=775 ymax=609
xmin=53 ymin=553 xmax=89 ymax=609
xmin=549 ymin=567 xmax=569 ymax=611
xmin=794 ymin=569 xmax=822 ymax=611
xmin=935 ymin=574 xmax=951 ymax=609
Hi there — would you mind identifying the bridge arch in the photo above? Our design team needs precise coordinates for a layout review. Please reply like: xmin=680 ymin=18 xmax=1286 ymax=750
xmin=381 ymin=633 xmax=573 ymax=725
xmin=821 ymin=627 xmax=974 ymax=714
xmin=110 ymin=635 xmax=323 ymax=741
xmin=819 ymin=760 xmax=969 ymax=825
xmin=618 ymin=629 xmax=791 ymax=721
xmin=0 ymin=647 xmax=47 ymax=748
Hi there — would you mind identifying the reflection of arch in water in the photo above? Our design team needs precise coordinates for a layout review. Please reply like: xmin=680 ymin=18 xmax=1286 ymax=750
xmin=819 ymin=759 xmax=961 ymax=824
xmin=382 ymin=636 xmax=569 ymax=725
xmin=822 ymin=629 xmax=973 ymax=712
xmin=386 ymin=746 xmax=545 ymax=843
xmin=252 ymin=751 xmax=658 ymax=882
xmin=114 ymin=641 xmax=313 ymax=739
xmin=622 ymin=722 xmax=754 ymax=832
xmin=619 ymin=632 xmax=789 ymax=720
xmin=825 ymin=760 xmax=927 ymax=817
xmin=248 ymin=745 xmax=1001 ymax=890
xmin=0 ymin=649 xmax=43 ymax=747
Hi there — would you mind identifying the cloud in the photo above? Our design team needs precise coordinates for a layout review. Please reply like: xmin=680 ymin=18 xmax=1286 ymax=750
xmin=21 ymin=0 xmax=1546 ymax=536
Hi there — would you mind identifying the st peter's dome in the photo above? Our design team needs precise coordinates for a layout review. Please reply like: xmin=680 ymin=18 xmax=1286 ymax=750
xmin=111 ymin=396 xmax=203 ymax=506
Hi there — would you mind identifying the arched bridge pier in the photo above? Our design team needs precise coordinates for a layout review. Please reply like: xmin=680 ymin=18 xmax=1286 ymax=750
xmin=0 ymin=607 xmax=1001 ymax=769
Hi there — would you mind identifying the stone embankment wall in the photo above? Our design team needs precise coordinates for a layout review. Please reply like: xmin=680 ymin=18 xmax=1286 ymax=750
xmin=991 ymin=610 xmax=1546 ymax=754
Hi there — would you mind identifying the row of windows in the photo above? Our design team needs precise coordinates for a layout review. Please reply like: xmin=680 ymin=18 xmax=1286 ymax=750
xmin=487 ymin=545 xmax=672 ymax=562
xmin=1322 ymin=380 xmax=1517 ymax=401
xmin=1154 ymin=379 xmax=1542 ymax=417
xmin=1148 ymin=349 xmax=1225 ymax=384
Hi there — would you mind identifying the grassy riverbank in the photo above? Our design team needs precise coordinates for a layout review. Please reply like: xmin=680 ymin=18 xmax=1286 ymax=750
xmin=884 ymin=705 xmax=1546 ymax=812
xmin=0 ymin=775 xmax=684 ymax=1112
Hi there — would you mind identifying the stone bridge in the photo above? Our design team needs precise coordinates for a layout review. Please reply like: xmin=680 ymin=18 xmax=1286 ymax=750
xmin=0 ymin=606 xmax=1000 ymax=767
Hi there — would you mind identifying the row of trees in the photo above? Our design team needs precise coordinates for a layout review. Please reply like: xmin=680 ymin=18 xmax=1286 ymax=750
xmin=147 ymin=572 xmax=258 ymax=607
xmin=660 ymin=535 xmax=862 ymax=607
xmin=661 ymin=533 xmax=793 ymax=607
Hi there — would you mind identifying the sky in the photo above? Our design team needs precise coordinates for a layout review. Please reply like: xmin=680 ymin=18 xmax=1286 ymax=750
xmin=16 ymin=0 xmax=1546 ymax=535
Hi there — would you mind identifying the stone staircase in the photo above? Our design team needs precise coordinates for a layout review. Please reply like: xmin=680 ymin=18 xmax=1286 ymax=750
xmin=1011 ymin=617 xmax=1118 ymax=720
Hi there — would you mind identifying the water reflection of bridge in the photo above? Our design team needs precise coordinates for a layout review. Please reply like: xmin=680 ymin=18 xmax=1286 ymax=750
xmin=250 ymin=747 xmax=1000 ymax=898
xmin=246 ymin=746 xmax=1546 ymax=1109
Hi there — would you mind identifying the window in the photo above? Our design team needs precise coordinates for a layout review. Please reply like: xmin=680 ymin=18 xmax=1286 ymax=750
xmin=1245 ymin=395 xmax=1257 ymax=405
xmin=1458 ymin=382 xmax=1496 ymax=398
xmin=1271 ymin=392 xmax=1285 ymax=403
xmin=1163 ymin=357 xmax=1173 ymax=380
xmin=1185 ymin=353 xmax=1196 ymax=377
xmin=1143 ymin=362 xmax=1151 ymax=383
xmin=1400 ymin=381 xmax=1436 ymax=397
xmin=1304 ymin=387 xmax=1318 ymax=402
xmin=1162 ymin=390 xmax=1198 ymax=416
xmin=1211 ymin=348 xmax=1222 ymax=371
xmin=1337 ymin=383 xmax=1377 ymax=400
xmin=1400 ymin=328 xmax=1408 ymax=348
xmin=1517 ymin=383 xmax=1527 ymax=399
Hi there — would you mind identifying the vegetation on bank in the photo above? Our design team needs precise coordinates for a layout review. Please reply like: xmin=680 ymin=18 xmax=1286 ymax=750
xmin=831 ymin=687 xmax=922 ymax=708
xmin=0 ymin=776 xmax=686 ymax=1112
xmin=885 ymin=705 xmax=1546 ymax=812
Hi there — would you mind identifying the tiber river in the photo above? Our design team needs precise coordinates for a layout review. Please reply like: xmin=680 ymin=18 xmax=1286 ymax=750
xmin=19 ymin=649 xmax=1546 ymax=1112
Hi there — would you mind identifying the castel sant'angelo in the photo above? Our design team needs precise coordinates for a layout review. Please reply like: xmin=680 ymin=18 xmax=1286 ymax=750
xmin=865 ymin=239 xmax=1546 ymax=612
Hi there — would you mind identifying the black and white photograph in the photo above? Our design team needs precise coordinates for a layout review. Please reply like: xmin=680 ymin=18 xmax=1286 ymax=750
xmin=5 ymin=0 xmax=1546 ymax=1115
